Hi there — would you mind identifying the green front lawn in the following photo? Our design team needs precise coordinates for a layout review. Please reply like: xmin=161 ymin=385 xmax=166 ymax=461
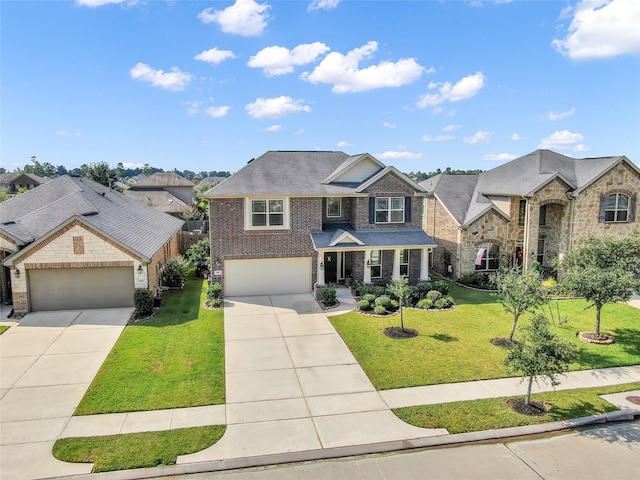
xmin=395 ymin=382 xmax=640 ymax=433
xmin=53 ymin=426 xmax=226 ymax=473
xmin=330 ymin=282 xmax=640 ymax=390
xmin=75 ymin=275 xmax=225 ymax=415
xmin=0 ymin=325 xmax=9 ymax=335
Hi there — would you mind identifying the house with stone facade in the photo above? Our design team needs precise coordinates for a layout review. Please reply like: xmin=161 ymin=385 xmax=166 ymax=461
xmin=205 ymin=151 xmax=437 ymax=296
xmin=420 ymin=150 xmax=639 ymax=279
xmin=1 ymin=175 xmax=184 ymax=312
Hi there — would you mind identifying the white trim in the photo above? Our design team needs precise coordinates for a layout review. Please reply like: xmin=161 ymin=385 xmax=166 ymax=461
xmin=244 ymin=197 xmax=290 ymax=230
xmin=326 ymin=197 xmax=342 ymax=218
xmin=329 ymin=230 xmax=364 ymax=246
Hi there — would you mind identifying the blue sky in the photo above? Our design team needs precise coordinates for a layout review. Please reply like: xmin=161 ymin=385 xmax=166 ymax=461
xmin=2 ymin=0 xmax=639 ymax=174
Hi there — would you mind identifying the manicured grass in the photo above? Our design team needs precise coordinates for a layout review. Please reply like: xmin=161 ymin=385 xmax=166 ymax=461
xmin=394 ymin=382 xmax=640 ymax=434
xmin=53 ymin=426 xmax=225 ymax=473
xmin=330 ymin=282 xmax=640 ymax=390
xmin=75 ymin=275 xmax=225 ymax=415
xmin=0 ymin=325 xmax=9 ymax=335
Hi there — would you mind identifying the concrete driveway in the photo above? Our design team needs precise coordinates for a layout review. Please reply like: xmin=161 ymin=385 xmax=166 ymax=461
xmin=179 ymin=294 xmax=446 ymax=464
xmin=0 ymin=308 xmax=132 ymax=480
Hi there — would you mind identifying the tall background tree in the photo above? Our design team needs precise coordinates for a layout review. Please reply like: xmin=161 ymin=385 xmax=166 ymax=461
xmin=561 ymin=232 xmax=640 ymax=339
xmin=82 ymin=161 xmax=117 ymax=187
xmin=492 ymin=267 xmax=548 ymax=342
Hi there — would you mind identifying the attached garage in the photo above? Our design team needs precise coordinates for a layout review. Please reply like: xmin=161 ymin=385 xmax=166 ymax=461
xmin=28 ymin=267 xmax=135 ymax=311
xmin=224 ymin=257 xmax=312 ymax=296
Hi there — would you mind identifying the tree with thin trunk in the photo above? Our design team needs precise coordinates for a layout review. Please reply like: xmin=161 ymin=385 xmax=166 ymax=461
xmin=504 ymin=313 xmax=578 ymax=406
xmin=561 ymin=233 xmax=640 ymax=338
xmin=387 ymin=276 xmax=411 ymax=333
xmin=492 ymin=267 xmax=548 ymax=342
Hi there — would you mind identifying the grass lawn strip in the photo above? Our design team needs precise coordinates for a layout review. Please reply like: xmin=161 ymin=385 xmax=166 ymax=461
xmin=53 ymin=425 xmax=225 ymax=473
xmin=394 ymin=382 xmax=640 ymax=434
xmin=330 ymin=282 xmax=640 ymax=390
xmin=75 ymin=274 xmax=225 ymax=415
xmin=0 ymin=325 xmax=9 ymax=335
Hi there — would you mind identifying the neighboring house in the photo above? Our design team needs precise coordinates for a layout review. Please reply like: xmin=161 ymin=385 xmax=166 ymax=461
xmin=200 ymin=176 xmax=228 ymax=186
xmin=0 ymin=172 xmax=51 ymax=195
xmin=420 ymin=150 xmax=640 ymax=279
xmin=206 ymin=151 xmax=436 ymax=297
xmin=124 ymin=172 xmax=195 ymax=216
xmin=0 ymin=175 xmax=184 ymax=312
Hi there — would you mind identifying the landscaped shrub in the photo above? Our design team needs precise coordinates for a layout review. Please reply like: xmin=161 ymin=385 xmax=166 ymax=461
xmin=458 ymin=271 xmax=494 ymax=289
xmin=362 ymin=293 xmax=376 ymax=303
xmin=373 ymin=285 xmax=386 ymax=297
xmin=373 ymin=305 xmax=387 ymax=315
xmin=162 ymin=256 xmax=188 ymax=288
xmin=133 ymin=289 xmax=154 ymax=318
xmin=321 ymin=284 xmax=337 ymax=306
xmin=426 ymin=290 xmax=443 ymax=302
xmin=434 ymin=296 xmax=455 ymax=309
xmin=374 ymin=295 xmax=392 ymax=308
xmin=207 ymin=282 xmax=222 ymax=303
xmin=357 ymin=299 xmax=372 ymax=311
xmin=432 ymin=279 xmax=449 ymax=295
xmin=389 ymin=299 xmax=399 ymax=311
xmin=184 ymin=238 xmax=210 ymax=278
xmin=416 ymin=298 xmax=432 ymax=309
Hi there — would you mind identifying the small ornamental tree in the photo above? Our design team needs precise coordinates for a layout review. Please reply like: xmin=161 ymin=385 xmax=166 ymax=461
xmin=504 ymin=313 xmax=578 ymax=406
xmin=492 ymin=267 xmax=548 ymax=342
xmin=387 ymin=276 xmax=411 ymax=333
xmin=561 ymin=233 xmax=640 ymax=339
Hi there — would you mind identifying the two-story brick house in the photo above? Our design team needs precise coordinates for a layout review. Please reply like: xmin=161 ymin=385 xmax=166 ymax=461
xmin=206 ymin=151 xmax=437 ymax=296
xmin=420 ymin=150 xmax=639 ymax=279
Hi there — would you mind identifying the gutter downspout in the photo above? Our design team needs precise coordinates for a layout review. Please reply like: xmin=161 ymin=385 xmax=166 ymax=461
xmin=522 ymin=196 xmax=531 ymax=270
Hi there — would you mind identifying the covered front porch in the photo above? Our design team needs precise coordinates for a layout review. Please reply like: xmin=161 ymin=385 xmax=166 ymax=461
xmin=310 ymin=227 xmax=437 ymax=288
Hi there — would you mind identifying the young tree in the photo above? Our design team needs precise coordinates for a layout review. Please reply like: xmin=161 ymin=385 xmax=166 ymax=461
xmin=83 ymin=161 xmax=117 ymax=187
xmin=561 ymin=233 xmax=640 ymax=338
xmin=387 ymin=276 xmax=411 ymax=333
xmin=492 ymin=267 xmax=548 ymax=342
xmin=504 ymin=313 xmax=578 ymax=406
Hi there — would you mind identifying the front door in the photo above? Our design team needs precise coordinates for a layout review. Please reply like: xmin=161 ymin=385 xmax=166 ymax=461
xmin=324 ymin=252 xmax=337 ymax=284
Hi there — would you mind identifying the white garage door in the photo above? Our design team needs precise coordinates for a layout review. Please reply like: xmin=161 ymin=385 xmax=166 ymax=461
xmin=29 ymin=267 xmax=135 ymax=311
xmin=225 ymin=257 xmax=311 ymax=296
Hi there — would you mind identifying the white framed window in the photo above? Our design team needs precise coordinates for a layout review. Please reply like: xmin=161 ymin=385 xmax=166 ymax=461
xmin=604 ymin=193 xmax=629 ymax=222
xmin=327 ymin=197 xmax=341 ymax=217
xmin=474 ymin=244 xmax=500 ymax=271
xmin=375 ymin=197 xmax=404 ymax=223
xmin=400 ymin=249 xmax=409 ymax=276
xmin=370 ymin=250 xmax=382 ymax=278
xmin=245 ymin=198 xmax=289 ymax=230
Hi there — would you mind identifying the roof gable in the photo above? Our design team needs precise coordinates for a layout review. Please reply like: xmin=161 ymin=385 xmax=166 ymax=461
xmin=322 ymin=153 xmax=384 ymax=184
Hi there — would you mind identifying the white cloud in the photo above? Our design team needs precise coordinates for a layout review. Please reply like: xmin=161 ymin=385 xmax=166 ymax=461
xmin=443 ymin=123 xmax=459 ymax=132
xmin=129 ymin=62 xmax=192 ymax=91
xmin=195 ymin=48 xmax=236 ymax=65
xmin=308 ymin=0 xmax=340 ymax=11
xmin=463 ymin=130 xmax=493 ymax=144
xmin=122 ymin=162 xmax=145 ymax=169
xmin=245 ymin=96 xmax=311 ymax=119
xmin=248 ymin=42 xmax=330 ymax=76
xmin=544 ymin=107 xmax=576 ymax=121
xmin=265 ymin=125 xmax=283 ymax=132
xmin=552 ymin=0 xmax=640 ymax=60
xmin=185 ymin=101 xmax=201 ymax=115
xmin=301 ymin=41 xmax=425 ymax=93
xmin=417 ymin=72 xmax=485 ymax=108
xmin=55 ymin=130 xmax=82 ymax=137
xmin=538 ymin=130 xmax=585 ymax=150
xmin=422 ymin=134 xmax=454 ymax=142
xmin=483 ymin=153 xmax=517 ymax=161
xmin=198 ymin=0 xmax=270 ymax=37
xmin=383 ymin=122 xmax=396 ymax=129
xmin=337 ymin=140 xmax=351 ymax=147
xmin=512 ymin=133 xmax=522 ymax=140
xmin=205 ymin=105 xmax=230 ymax=118
xmin=573 ymin=144 xmax=590 ymax=152
xmin=76 ymin=0 xmax=131 ymax=7
xmin=376 ymin=151 xmax=424 ymax=160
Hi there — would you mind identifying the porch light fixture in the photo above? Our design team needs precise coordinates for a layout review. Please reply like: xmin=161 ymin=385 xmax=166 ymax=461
xmin=366 ymin=259 xmax=371 ymax=268
xmin=14 ymin=268 xmax=20 ymax=278
xmin=319 ymin=261 xmax=325 ymax=270
xmin=137 ymin=264 xmax=143 ymax=274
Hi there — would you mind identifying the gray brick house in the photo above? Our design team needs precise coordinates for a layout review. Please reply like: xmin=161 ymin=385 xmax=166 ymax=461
xmin=420 ymin=150 xmax=640 ymax=279
xmin=205 ymin=151 xmax=436 ymax=296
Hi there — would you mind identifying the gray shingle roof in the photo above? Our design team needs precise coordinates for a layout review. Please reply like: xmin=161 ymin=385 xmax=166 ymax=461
xmin=205 ymin=151 xmax=373 ymax=197
xmin=132 ymin=172 xmax=194 ymax=187
xmin=0 ymin=175 xmax=184 ymax=260
xmin=124 ymin=190 xmax=189 ymax=213
xmin=311 ymin=227 xmax=437 ymax=250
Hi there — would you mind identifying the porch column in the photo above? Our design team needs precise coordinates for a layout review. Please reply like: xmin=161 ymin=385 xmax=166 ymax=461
xmin=363 ymin=249 xmax=372 ymax=284
xmin=420 ymin=248 xmax=431 ymax=281
xmin=393 ymin=248 xmax=401 ymax=278
xmin=317 ymin=251 xmax=325 ymax=286
xmin=336 ymin=250 xmax=343 ymax=281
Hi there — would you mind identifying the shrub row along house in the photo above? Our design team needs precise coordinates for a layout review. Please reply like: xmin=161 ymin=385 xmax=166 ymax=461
xmin=206 ymin=149 xmax=639 ymax=296
xmin=1 ymin=175 xmax=183 ymax=312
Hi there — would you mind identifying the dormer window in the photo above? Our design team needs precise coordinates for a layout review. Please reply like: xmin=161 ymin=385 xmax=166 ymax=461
xmin=375 ymin=197 xmax=405 ymax=223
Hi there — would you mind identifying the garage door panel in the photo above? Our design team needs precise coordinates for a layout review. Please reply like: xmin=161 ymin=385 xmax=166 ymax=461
xmin=29 ymin=267 xmax=135 ymax=311
xmin=225 ymin=258 xmax=311 ymax=296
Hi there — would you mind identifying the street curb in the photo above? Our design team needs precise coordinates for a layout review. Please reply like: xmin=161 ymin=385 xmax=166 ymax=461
xmin=47 ymin=408 xmax=639 ymax=480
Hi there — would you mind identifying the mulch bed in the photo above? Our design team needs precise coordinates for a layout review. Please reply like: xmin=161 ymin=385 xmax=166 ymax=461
xmin=318 ymin=300 xmax=341 ymax=311
xmin=578 ymin=331 xmax=615 ymax=344
xmin=507 ymin=397 xmax=548 ymax=416
xmin=384 ymin=326 xmax=419 ymax=339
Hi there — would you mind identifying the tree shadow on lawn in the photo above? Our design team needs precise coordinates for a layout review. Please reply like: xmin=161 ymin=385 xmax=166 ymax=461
xmin=429 ymin=333 xmax=459 ymax=343
xmin=610 ymin=327 xmax=640 ymax=356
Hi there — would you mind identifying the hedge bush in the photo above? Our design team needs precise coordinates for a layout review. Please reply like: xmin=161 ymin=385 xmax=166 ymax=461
xmin=374 ymin=295 xmax=391 ymax=308
xmin=162 ymin=256 xmax=188 ymax=288
xmin=133 ymin=289 xmax=154 ymax=318
xmin=416 ymin=298 xmax=432 ymax=309
xmin=357 ymin=299 xmax=372 ymax=311
xmin=321 ymin=284 xmax=337 ymax=306
xmin=426 ymin=290 xmax=443 ymax=302
xmin=373 ymin=305 xmax=387 ymax=315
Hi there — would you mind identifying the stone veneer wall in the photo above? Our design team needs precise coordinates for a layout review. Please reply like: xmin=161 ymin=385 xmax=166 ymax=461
xmin=459 ymin=211 xmax=509 ymax=274
xmin=424 ymin=196 xmax=460 ymax=277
